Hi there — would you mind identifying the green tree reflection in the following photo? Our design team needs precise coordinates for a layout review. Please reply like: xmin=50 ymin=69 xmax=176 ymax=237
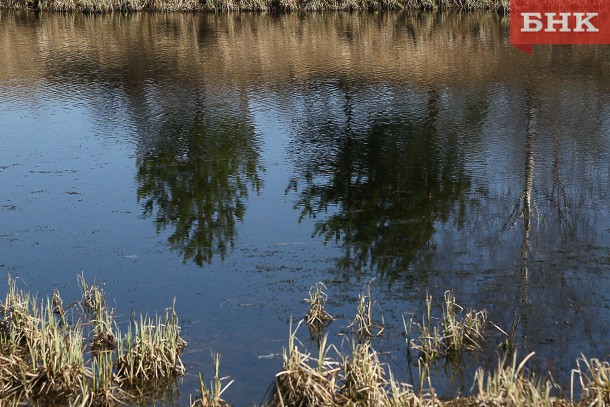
xmin=136 ymin=107 xmax=262 ymax=266
xmin=289 ymin=87 xmax=471 ymax=277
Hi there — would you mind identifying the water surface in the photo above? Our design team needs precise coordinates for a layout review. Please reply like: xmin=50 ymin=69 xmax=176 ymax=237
xmin=1 ymin=10 xmax=609 ymax=405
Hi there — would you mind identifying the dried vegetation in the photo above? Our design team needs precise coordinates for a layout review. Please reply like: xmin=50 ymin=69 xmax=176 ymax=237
xmin=1 ymin=279 xmax=609 ymax=407
xmin=0 ymin=274 xmax=187 ymax=405
xmin=266 ymin=283 xmax=610 ymax=407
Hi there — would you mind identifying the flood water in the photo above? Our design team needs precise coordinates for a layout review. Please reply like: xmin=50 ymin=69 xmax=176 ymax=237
xmin=1 ymin=10 xmax=609 ymax=406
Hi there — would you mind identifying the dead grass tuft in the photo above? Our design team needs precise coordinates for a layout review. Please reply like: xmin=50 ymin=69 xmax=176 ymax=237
xmin=340 ymin=341 xmax=387 ymax=405
xmin=190 ymin=353 xmax=234 ymax=407
xmin=574 ymin=356 xmax=610 ymax=406
xmin=0 ymin=275 xmax=188 ymax=405
xmin=470 ymin=352 xmax=569 ymax=407
xmin=116 ymin=303 xmax=186 ymax=384
xmin=304 ymin=282 xmax=334 ymax=336
xmin=348 ymin=283 xmax=384 ymax=341
xmin=409 ymin=291 xmax=487 ymax=362
xmin=270 ymin=320 xmax=342 ymax=406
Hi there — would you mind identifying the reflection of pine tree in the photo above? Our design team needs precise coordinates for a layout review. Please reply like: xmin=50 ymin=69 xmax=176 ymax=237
xmin=137 ymin=107 xmax=261 ymax=266
xmin=289 ymin=85 xmax=471 ymax=277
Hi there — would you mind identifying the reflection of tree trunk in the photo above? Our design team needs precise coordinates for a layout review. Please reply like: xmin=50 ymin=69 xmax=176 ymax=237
xmin=522 ymin=95 xmax=535 ymax=263
xmin=509 ymin=94 xmax=536 ymax=351
xmin=425 ymin=88 xmax=439 ymax=250
xmin=552 ymin=129 xmax=569 ymax=225
xmin=341 ymin=81 xmax=354 ymax=268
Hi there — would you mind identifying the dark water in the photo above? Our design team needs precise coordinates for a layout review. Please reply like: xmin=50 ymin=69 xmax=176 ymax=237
xmin=1 ymin=10 xmax=609 ymax=405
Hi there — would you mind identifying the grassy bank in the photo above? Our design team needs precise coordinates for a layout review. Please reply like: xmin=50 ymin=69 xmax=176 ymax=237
xmin=2 ymin=278 xmax=609 ymax=406
xmin=0 ymin=0 xmax=509 ymax=13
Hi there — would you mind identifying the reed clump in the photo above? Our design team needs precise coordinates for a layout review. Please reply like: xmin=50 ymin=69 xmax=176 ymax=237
xmin=116 ymin=305 xmax=186 ymax=384
xmin=265 ymin=285 xmax=610 ymax=407
xmin=0 ymin=274 xmax=188 ymax=405
xmin=28 ymin=304 xmax=90 ymax=399
xmin=269 ymin=320 xmax=439 ymax=406
xmin=78 ymin=273 xmax=117 ymax=354
xmin=408 ymin=290 xmax=487 ymax=362
xmin=347 ymin=283 xmax=384 ymax=341
xmin=304 ymin=282 xmax=334 ymax=336
xmin=468 ymin=352 xmax=569 ymax=407
xmin=269 ymin=284 xmax=605 ymax=407
xmin=270 ymin=321 xmax=342 ymax=406
xmin=340 ymin=341 xmax=387 ymax=405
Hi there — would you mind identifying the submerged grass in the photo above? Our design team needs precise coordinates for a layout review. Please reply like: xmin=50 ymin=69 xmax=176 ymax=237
xmin=0 ymin=0 xmax=509 ymax=12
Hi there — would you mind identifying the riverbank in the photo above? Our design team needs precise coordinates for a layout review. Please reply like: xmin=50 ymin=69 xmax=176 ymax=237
xmin=0 ymin=0 xmax=508 ymax=13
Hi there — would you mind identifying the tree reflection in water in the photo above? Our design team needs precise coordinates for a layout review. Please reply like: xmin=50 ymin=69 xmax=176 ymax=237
xmin=288 ymin=83 xmax=473 ymax=277
xmin=136 ymin=102 xmax=261 ymax=266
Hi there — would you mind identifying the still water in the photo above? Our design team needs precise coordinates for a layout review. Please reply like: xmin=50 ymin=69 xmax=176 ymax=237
xmin=1 ymin=10 xmax=609 ymax=405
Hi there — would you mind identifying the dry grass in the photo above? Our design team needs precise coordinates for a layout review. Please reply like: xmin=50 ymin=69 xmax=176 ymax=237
xmin=0 ymin=275 xmax=188 ymax=405
xmin=574 ymin=356 xmax=610 ymax=406
xmin=267 ymin=322 xmax=589 ymax=407
xmin=0 ymin=0 xmax=509 ymax=11
xmin=270 ymin=320 xmax=342 ymax=406
xmin=467 ymin=352 xmax=571 ymax=407
xmin=409 ymin=293 xmax=445 ymax=362
xmin=304 ymin=282 xmax=334 ymax=337
xmin=442 ymin=291 xmax=487 ymax=354
xmin=2 ymin=276 xmax=41 ymax=352
xmin=190 ymin=353 xmax=234 ymax=407
xmin=348 ymin=284 xmax=384 ymax=342
xmin=267 ymin=286 xmax=610 ymax=407
xmin=28 ymin=303 xmax=90 ymax=399
xmin=116 ymin=303 xmax=186 ymax=384
xmin=78 ymin=273 xmax=117 ymax=355
xmin=409 ymin=291 xmax=487 ymax=362
xmin=268 ymin=318 xmax=439 ymax=407
xmin=2 ymin=280 xmax=610 ymax=406
xmin=340 ymin=341 xmax=387 ymax=405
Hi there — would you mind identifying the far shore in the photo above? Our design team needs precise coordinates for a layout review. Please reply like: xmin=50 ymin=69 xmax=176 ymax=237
xmin=0 ymin=0 xmax=509 ymax=13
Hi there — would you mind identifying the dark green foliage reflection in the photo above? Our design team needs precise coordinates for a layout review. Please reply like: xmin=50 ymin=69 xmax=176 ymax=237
xmin=136 ymin=109 xmax=261 ymax=266
xmin=289 ymin=88 xmax=471 ymax=276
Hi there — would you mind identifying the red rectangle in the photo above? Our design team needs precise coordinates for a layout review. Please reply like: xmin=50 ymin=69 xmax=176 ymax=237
xmin=511 ymin=0 xmax=610 ymax=53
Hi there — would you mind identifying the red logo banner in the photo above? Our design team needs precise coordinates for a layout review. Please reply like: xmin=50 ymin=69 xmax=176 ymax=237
xmin=510 ymin=0 xmax=610 ymax=54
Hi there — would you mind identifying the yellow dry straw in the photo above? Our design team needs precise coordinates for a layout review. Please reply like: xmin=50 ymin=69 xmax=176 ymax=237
xmin=0 ymin=275 xmax=188 ymax=405
xmin=190 ymin=353 xmax=234 ymax=407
